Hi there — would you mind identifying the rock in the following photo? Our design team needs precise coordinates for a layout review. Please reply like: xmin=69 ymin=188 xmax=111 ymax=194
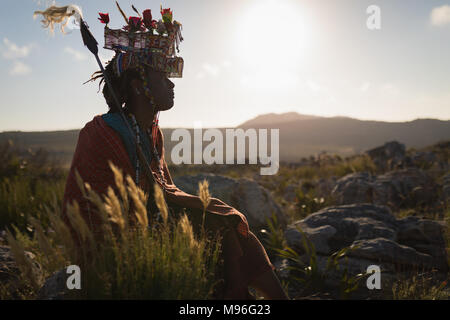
xmin=366 ymin=141 xmax=406 ymax=171
xmin=331 ymin=172 xmax=374 ymax=205
xmin=332 ymin=168 xmax=438 ymax=209
xmin=372 ymin=168 xmax=437 ymax=208
xmin=348 ymin=238 xmax=433 ymax=268
xmin=285 ymin=223 xmax=337 ymax=255
xmin=286 ymin=204 xmax=397 ymax=254
xmin=410 ymin=151 xmax=438 ymax=168
xmin=37 ymin=269 xmax=68 ymax=300
xmin=442 ymin=173 xmax=450 ymax=202
xmin=173 ymin=173 xmax=286 ymax=230
xmin=396 ymin=216 xmax=448 ymax=270
xmin=0 ymin=245 xmax=43 ymax=296
xmin=285 ymin=204 xmax=448 ymax=298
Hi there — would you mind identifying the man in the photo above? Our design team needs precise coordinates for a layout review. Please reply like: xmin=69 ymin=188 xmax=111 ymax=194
xmin=59 ymin=4 xmax=287 ymax=300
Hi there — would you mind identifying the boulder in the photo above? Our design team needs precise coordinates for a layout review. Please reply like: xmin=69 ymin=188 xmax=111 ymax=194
xmin=331 ymin=172 xmax=374 ymax=205
xmin=372 ymin=168 xmax=437 ymax=208
xmin=442 ymin=173 xmax=450 ymax=202
xmin=0 ymin=245 xmax=43 ymax=297
xmin=173 ymin=173 xmax=286 ymax=230
xmin=281 ymin=204 xmax=448 ymax=299
xmin=366 ymin=141 xmax=406 ymax=171
xmin=332 ymin=168 xmax=438 ymax=209
xmin=37 ymin=269 xmax=68 ymax=300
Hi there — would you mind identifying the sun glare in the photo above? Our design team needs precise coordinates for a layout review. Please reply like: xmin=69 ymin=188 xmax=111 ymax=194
xmin=237 ymin=0 xmax=311 ymax=71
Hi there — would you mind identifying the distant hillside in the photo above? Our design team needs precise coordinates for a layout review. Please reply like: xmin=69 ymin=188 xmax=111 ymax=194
xmin=1 ymin=112 xmax=449 ymax=164
xmin=238 ymin=113 xmax=450 ymax=161
xmin=239 ymin=112 xmax=321 ymax=127
xmin=0 ymin=130 xmax=80 ymax=167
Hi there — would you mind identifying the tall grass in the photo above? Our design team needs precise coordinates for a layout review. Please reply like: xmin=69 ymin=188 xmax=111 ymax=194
xmin=0 ymin=141 xmax=65 ymax=232
xmin=3 ymin=162 xmax=222 ymax=299
xmin=392 ymin=274 xmax=448 ymax=300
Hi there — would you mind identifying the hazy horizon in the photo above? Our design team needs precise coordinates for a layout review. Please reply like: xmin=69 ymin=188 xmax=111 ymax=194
xmin=1 ymin=0 xmax=450 ymax=131
xmin=0 ymin=111 xmax=448 ymax=133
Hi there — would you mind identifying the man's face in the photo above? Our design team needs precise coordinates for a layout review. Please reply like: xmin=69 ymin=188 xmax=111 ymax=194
xmin=145 ymin=67 xmax=175 ymax=111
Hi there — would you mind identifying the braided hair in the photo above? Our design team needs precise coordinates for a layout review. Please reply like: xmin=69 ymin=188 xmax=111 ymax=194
xmin=85 ymin=55 xmax=141 ymax=113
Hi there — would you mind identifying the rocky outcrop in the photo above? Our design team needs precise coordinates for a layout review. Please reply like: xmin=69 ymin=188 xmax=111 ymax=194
xmin=0 ymin=245 xmax=43 ymax=297
xmin=282 ymin=204 xmax=448 ymax=298
xmin=37 ymin=269 xmax=68 ymax=300
xmin=173 ymin=173 xmax=286 ymax=230
xmin=332 ymin=168 xmax=438 ymax=209
xmin=331 ymin=172 xmax=374 ymax=205
xmin=366 ymin=141 xmax=406 ymax=171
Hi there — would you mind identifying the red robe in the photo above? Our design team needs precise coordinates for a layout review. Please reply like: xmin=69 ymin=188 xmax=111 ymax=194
xmin=62 ymin=115 xmax=273 ymax=299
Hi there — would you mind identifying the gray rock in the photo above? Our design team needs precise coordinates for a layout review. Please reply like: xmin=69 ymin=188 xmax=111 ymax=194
xmin=37 ymin=268 xmax=68 ymax=300
xmin=442 ymin=173 xmax=450 ymax=202
xmin=348 ymin=238 xmax=433 ymax=268
xmin=332 ymin=168 xmax=437 ymax=209
xmin=173 ymin=173 xmax=286 ymax=230
xmin=366 ymin=141 xmax=406 ymax=171
xmin=287 ymin=204 xmax=448 ymax=283
xmin=372 ymin=168 xmax=437 ymax=208
xmin=396 ymin=216 xmax=448 ymax=270
xmin=331 ymin=172 xmax=374 ymax=205
xmin=0 ymin=245 xmax=43 ymax=295
xmin=285 ymin=223 xmax=337 ymax=255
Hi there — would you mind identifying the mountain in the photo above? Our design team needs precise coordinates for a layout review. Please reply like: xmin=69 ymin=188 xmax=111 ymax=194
xmin=238 ymin=113 xmax=450 ymax=161
xmin=1 ymin=112 xmax=449 ymax=164
xmin=239 ymin=112 xmax=321 ymax=127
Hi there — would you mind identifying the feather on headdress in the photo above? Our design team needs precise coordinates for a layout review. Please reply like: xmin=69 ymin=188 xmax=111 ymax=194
xmin=33 ymin=4 xmax=83 ymax=34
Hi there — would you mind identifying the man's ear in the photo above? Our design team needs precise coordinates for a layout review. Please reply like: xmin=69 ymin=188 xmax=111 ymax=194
xmin=127 ymin=78 xmax=143 ymax=101
xmin=130 ymin=78 xmax=142 ymax=92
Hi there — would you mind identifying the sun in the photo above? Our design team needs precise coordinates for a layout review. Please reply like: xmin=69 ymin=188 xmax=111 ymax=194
xmin=236 ymin=0 xmax=312 ymax=71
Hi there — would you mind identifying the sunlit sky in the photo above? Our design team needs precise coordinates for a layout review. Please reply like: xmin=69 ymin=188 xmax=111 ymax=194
xmin=1 ymin=0 xmax=450 ymax=131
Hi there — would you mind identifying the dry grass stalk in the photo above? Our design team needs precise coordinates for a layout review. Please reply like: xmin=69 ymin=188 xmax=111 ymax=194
xmin=154 ymin=183 xmax=169 ymax=226
xmin=198 ymin=179 xmax=211 ymax=232
xmin=126 ymin=175 xmax=148 ymax=229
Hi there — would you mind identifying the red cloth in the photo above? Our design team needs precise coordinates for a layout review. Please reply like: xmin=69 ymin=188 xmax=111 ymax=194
xmin=62 ymin=115 xmax=274 ymax=298
xmin=63 ymin=115 xmax=249 ymax=238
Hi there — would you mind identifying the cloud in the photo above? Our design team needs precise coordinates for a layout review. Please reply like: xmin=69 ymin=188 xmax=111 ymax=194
xmin=64 ymin=47 xmax=87 ymax=61
xmin=2 ymin=38 xmax=33 ymax=60
xmin=307 ymin=80 xmax=321 ymax=93
xmin=10 ymin=61 xmax=32 ymax=76
xmin=202 ymin=63 xmax=220 ymax=77
xmin=196 ymin=61 xmax=232 ymax=79
xmin=431 ymin=5 xmax=450 ymax=26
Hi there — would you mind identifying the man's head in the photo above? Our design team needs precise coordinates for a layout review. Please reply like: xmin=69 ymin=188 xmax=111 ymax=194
xmin=102 ymin=58 xmax=175 ymax=113
xmin=130 ymin=67 xmax=175 ymax=111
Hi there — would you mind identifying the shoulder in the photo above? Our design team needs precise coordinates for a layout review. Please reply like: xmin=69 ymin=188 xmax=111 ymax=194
xmin=75 ymin=115 xmax=130 ymax=166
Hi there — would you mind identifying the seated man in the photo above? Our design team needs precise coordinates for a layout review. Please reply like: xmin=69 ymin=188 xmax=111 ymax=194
xmin=62 ymin=6 xmax=287 ymax=300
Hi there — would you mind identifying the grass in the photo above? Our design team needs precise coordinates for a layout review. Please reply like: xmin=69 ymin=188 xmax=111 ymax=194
xmin=2 ymin=162 xmax=222 ymax=300
xmin=0 ymin=141 xmax=66 ymax=233
xmin=1 ymin=140 xmax=449 ymax=300
xmin=392 ymin=274 xmax=449 ymax=300
xmin=273 ymin=226 xmax=368 ymax=299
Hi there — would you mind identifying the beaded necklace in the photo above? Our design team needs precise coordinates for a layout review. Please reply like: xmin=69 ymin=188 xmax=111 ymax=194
xmin=129 ymin=112 xmax=166 ymax=187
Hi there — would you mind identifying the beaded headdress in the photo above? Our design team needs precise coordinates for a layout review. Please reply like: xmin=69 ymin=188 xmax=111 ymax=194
xmin=100 ymin=2 xmax=184 ymax=80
